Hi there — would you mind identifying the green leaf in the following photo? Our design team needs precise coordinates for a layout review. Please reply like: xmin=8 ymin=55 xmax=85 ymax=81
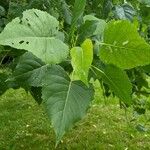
xmin=9 ymin=52 xmax=48 ymax=87
xmin=71 ymin=39 xmax=93 ymax=85
xmin=30 ymin=87 xmax=43 ymax=105
xmin=70 ymin=0 xmax=86 ymax=34
xmin=140 ymin=5 xmax=150 ymax=24
xmin=72 ymin=0 xmax=86 ymax=25
xmin=0 ymin=5 xmax=6 ymax=17
xmin=102 ymin=0 xmax=113 ymax=19
xmin=141 ymin=65 xmax=150 ymax=73
xmin=0 ymin=9 xmax=69 ymax=64
xmin=7 ymin=2 xmax=26 ymax=19
xmin=42 ymin=65 xmax=94 ymax=144
xmin=100 ymin=20 xmax=150 ymax=69
xmin=113 ymin=3 xmax=136 ymax=21
xmin=77 ymin=20 xmax=98 ymax=44
xmin=138 ymin=0 xmax=150 ymax=6
xmin=61 ymin=0 xmax=72 ymax=24
xmin=77 ymin=15 xmax=106 ymax=43
xmin=91 ymin=61 xmax=132 ymax=105
xmin=83 ymin=15 xmax=106 ymax=36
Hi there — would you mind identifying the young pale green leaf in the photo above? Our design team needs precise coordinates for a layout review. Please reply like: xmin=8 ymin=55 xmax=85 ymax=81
xmin=9 ymin=52 xmax=48 ymax=87
xmin=100 ymin=20 xmax=150 ymax=69
xmin=71 ymin=39 xmax=93 ymax=85
xmin=42 ymin=65 xmax=94 ymax=144
xmin=0 ymin=9 xmax=69 ymax=64
xmin=92 ymin=61 xmax=132 ymax=105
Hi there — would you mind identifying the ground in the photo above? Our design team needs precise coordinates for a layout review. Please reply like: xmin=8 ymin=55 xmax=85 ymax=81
xmin=0 ymin=88 xmax=150 ymax=150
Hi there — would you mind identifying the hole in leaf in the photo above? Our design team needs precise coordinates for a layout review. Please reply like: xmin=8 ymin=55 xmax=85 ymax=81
xmin=26 ymin=18 xmax=29 ymax=21
xmin=19 ymin=20 xmax=22 ymax=24
xmin=26 ymin=41 xmax=29 ymax=44
xmin=27 ymin=23 xmax=31 ymax=27
xmin=34 ymin=12 xmax=39 ymax=18
xmin=12 ymin=43 xmax=14 ymax=45
xmin=19 ymin=41 xmax=24 ymax=44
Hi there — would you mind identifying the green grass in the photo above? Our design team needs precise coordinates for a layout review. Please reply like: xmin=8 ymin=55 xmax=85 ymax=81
xmin=0 ymin=88 xmax=150 ymax=150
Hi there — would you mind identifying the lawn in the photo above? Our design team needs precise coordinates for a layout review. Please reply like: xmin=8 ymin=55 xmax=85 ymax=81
xmin=0 ymin=88 xmax=150 ymax=150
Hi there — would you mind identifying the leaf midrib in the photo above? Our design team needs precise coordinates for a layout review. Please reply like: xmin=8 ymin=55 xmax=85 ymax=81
xmin=0 ymin=37 xmax=56 ymax=43
xmin=99 ymin=41 xmax=149 ymax=52
xmin=58 ymin=73 xmax=73 ymax=135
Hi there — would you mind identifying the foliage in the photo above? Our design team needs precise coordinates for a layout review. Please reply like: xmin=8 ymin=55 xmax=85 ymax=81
xmin=0 ymin=89 xmax=150 ymax=149
xmin=100 ymin=20 xmax=150 ymax=69
xmin=0 ymin=0 xmax=150 ymax=145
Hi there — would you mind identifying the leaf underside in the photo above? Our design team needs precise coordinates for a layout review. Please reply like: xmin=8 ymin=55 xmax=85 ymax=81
xmin=0 ymin=9 xmax=69 ymax=64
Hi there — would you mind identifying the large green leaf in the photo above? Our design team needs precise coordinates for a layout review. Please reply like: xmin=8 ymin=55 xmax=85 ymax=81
xmin=9 ymin=52 xmax=48 ymax=87
xmin=71 ymin=39 xmax=93 ymax=85
xmin=0 ymin=9 xmax=69 ymax=64
xmin=42 ymin=65 xmax=94 ymax=144
xmin=91 ymin=60 xmax=132 ymax=105
xmin=100 ymin=20 xmax=150 ymax=69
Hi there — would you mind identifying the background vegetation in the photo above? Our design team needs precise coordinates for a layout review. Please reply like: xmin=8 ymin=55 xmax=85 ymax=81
xmin=0 ymin=88 xmax=150 ymax=150
xmin=0 ymin=0 xmax=150 ymax=149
